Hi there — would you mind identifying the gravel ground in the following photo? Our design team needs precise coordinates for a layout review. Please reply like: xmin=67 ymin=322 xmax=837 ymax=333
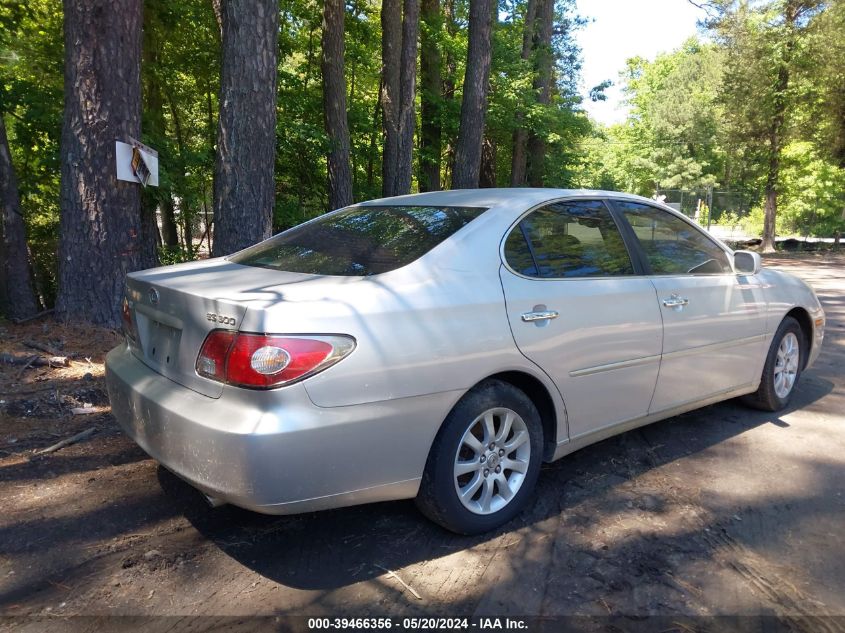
xmin=0 ymin=254 xmax=843 ymax=628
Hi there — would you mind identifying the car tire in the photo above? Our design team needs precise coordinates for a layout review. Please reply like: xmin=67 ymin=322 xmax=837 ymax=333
xmin=416 ymin=379 xmax=544 ymax=535
xmin=742 ymin=316 xmax=805 ymax=412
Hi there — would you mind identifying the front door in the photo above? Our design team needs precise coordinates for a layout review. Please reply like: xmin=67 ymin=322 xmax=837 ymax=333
xmin=611 ymin=200 xmax=767 ymax=413
xmin=499 ymin=199 xmax=663 ymax=441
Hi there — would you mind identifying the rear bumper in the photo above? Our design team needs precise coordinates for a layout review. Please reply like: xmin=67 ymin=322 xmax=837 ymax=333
xmin=105 ymin=344 xmax=459 ymax=514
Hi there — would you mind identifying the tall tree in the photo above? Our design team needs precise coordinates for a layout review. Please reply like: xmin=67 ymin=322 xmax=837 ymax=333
xmin=805 ymin=0 xmax=845 ymax=170
xmin=56 ymin=0 xmax=156 ymax=327
xmin=142 ymin=3 xmax=178 ymax=248
xmin=713 ymin=0 xmax=822 ymax=251
xmin=212 ymin=0 xmax=279 ymax=255
xmin=419 ymin=0 xmax=442 ymax=192
xmin=381 ymin=0 xmax=419 ymax=196
xmin=0 ymin=0 xmax=63 ymax=307
xmin=211 ymin=0 xmax=224 ymax=36
xmin=0 ymin=116 xmax=39 ymax=320
xmin=526 ymin=0 xmax=553 ymax=187
xmin=380 ymin=0 xmax=401 ymax=196
xmin=479 ymin=137 xmax=497 ymax=187
xmin=441 ymin=0 xmax=458 ymax=186
xmin=398 ymin=0 xmax=421 ymax=193
xmin=760 ymin=2 xmax=797 ymax=252
xmin=510 ymin=0 xmax=537 ymax=186
xmin=321 ymin=0 xmax=353 ymax=209
xmin=451 ymin=0 xmax=494 ymax=188
xmin=616 ymin=40 xmax=725 ymax=193
xmin=818 ymin=2 xmax=845 ymax=168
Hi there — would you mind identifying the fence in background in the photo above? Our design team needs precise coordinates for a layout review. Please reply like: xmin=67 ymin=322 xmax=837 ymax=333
xmin=655 ymin=188 xmax=756 ymax=240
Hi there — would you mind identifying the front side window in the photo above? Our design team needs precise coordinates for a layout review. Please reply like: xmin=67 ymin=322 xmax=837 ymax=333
xmin=614 ymin=201 xmax=732 ymax=275
xmin=230 ymin=205 xmax=486 ymax=276
xmin=504 ymin=200 xmax=634 ymax=278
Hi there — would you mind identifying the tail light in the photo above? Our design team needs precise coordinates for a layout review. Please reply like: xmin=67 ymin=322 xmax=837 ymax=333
xmin=196 ymin=331 xmax=355 ymax=389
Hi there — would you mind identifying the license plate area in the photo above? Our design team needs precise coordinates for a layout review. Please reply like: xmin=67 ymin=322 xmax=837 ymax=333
xmin=137 ymin=316 xmax=182 ymax=369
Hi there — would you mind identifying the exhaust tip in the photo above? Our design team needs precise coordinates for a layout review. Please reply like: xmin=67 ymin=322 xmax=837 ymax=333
xmin=203 ymin=493 xmax=227 ymax=508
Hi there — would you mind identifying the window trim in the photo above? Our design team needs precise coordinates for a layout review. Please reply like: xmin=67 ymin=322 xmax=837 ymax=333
xmin=605 ymin=198 xmax=737 ymax=277
xmin=499 ymin=197 xmax=647 ymax=281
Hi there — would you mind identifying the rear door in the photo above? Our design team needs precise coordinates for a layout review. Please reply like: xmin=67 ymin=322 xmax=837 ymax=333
xmin=499 ymin=199 xmax=663 ymax=441
xmin=610 ymin=200 xmax=767 ymax=413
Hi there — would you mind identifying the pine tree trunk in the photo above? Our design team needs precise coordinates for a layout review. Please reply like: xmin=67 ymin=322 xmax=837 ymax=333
xmin=159 ymin=196 xmax=178 ymax=246
xmin=510 ymin=0 xmax=537 ymax=186
xmin=205 ymin=90 xmax=216 ymax=252
xmin=396 ymin=0 xmax=420 ymax=193
xmin=527 ymin=0 xmax=553 ymax=187
xmin=441 ymin=0 xmax=457 ymax=187
xmin=366 ymin=78 xmax=383 ymax=191
xmin=166 ymin=88 xmax=194 ymax=254
xmin=762 ymin=115 xmax=785 ymax=253
xmin=321 ymin=0 xmax=353 ymax=210
xmin=419 ymin=0 xmax=441 ymax=192
xmin=211 ymin=0 xmax=224 ymax=38
xmin=479 ymin=137 xmax=496 ymax=187
xmin=451 ymin=0 xmax=494 ymax=189
xmin=56 ymin=0 xmax=157 ymax=328
xmin=833 ymin=94 xmax=845 ymax=169
xmin=0 ymin=116 xmax=40 ymax=320
xmin=381 ymin=0 xmax=418 ymax=197
xmin=511 ymin=135 xmax=529 ymax=188
xmin=381 ymin=0 xmax=402 ymax=197
xmin=212 ymin=0 xmax=279 ymax=256
xmin=761 ymin=4 xmax=797 ymax=254
xmin=762 ymin=183 xmax=777 ymax=252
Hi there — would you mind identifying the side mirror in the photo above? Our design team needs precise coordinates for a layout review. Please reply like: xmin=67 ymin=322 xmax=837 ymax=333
xmin=734 ymin=250 xmax=762 ymax=275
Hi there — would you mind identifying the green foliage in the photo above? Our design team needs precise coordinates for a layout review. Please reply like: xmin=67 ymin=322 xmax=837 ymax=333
xmin=576 ymin=2 xmax=845 ymax=240
xmin=486 ymin=0 xmax=592 ymax=187
xmin=742 ymin=205 xmax=766 ymax=238
xmin=571 ymin=39 xmax=729 ymax=196
xmin=799 ymin=0 xmax=845 ymax=168
xmin=142 ymin=0 xmax=220 ymax=253
xmin=157 ymin=245 xmax=196 ymax=266
xmin=778 ymin=141 xmax=845 ymax=236
xmin=711 ymin=210 xmax=741 ymax=227
xmin=621 ymin=39 xmax=725 ymax=191
xmin=0 ymin=0 xmax=63 ymax=304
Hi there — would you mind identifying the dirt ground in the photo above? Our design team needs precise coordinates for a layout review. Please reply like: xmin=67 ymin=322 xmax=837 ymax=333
xmin=1 ymin=254 xmax=843 ymax=626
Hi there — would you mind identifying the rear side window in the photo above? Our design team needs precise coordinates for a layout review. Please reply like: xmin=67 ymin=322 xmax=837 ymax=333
xmin=230 ymin=205 xmax=486 ymax=276
xmin=614 ymin=201 xmax=732 ymax=275
xmin=504 ymin=200 xmax=634 ymax=278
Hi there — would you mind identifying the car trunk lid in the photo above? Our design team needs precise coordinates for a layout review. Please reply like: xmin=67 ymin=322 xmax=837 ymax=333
xmin=124 ymin=258 xmax=317 ymax=398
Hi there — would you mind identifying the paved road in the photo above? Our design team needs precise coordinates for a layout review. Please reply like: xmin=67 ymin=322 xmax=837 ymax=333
xmin=1 ymin=254 xmax=843 ymax=625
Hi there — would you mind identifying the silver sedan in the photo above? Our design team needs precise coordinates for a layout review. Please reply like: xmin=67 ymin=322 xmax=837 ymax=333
xmin=105 ymin=189 xmax=825 ymax=534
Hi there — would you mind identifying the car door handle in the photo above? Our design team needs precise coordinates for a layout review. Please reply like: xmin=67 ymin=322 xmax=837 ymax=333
xmin=521 ymin=310 xmax=559 ymax=322
xmin=662 ymin=294 xmax=689 ymax=308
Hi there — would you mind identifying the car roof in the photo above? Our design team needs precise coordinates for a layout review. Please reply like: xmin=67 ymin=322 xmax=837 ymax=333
xmin=354 ymin=187 xmax=734 ymax=255
xmin=356 ymin=188 xmax=661 ymax=213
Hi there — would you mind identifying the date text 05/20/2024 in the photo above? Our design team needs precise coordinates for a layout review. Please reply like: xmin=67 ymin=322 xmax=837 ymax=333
xmin=307 ymin=618 xmax=528 ymax=631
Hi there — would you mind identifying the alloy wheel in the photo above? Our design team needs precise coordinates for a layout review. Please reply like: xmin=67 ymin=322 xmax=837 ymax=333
xmin=453 ymin=407 xmax=531 ymax=515
xmin=774 ymin=332 xmax=800 ymax=399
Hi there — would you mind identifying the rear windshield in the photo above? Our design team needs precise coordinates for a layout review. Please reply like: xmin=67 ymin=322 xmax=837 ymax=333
xmin=229 ymin=205 xmax=486 ymax=276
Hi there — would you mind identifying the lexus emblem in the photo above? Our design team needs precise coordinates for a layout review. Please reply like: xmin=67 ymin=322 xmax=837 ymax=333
xmin=148 ymin=287 xmax=160 ymax=305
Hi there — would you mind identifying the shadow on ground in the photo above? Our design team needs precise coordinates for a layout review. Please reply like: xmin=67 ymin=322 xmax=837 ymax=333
xmin=160 ymin=373 xmax=834 ymax=602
